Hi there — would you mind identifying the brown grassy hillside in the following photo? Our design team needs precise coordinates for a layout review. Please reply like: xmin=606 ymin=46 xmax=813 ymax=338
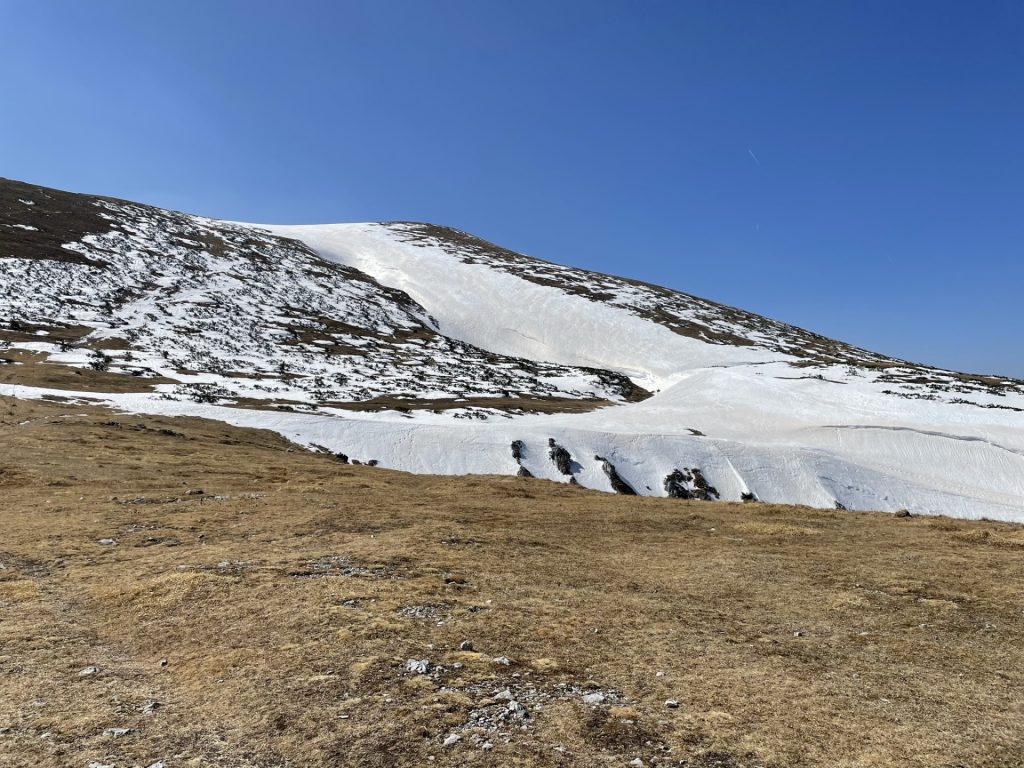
xmin=1 ymin=395 xmax=1022 ymax=768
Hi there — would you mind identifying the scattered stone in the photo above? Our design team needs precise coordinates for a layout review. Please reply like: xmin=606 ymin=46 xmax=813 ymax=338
xmin=494 ymin=688 xmax=514 ymax=701
xmin=629 ymin=759 xmax=644 ymax=767
xmin=140 ymin=700 xmax=161 ymax=715
xmin=481 ymin=740 xmax=493 ymax=751
xmin=459 ymin=640 xmax=474 ymax=652
xmin=665 ymin=699 xmax=680 ymax=709
xmin=582 ymin=692 xmax=606 ymax=706
xmin=78 ymin=666 xmax=99 ymax=677
xmin=492 ymin=656 xmax=511 ymax=666
xmin=405 ymin=658 xmax=431 ymax=675
xmin=104 ymin=727 xmax=134 ymax=738
xmin=398 ymin=604 xmax=442 ymax=619
xmin=443 ymin=733 xmax=461 ymax=747
xmin=507 ymin=700 xmax=528 ymax=719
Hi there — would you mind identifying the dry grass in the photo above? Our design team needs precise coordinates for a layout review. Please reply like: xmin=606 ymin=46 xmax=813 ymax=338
xmin=0 ymin=350 xmax=174 ymax=393
xmin=1 ymin=395 xmax=1022 ymax=767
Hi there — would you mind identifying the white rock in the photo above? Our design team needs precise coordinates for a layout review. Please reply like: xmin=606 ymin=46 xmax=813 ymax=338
xmin=492 ymin=656 xmax=511 ymax=666
xmin=103 ymin=727 xmax=133 ymax=738
xmin=582 ymin=692 xmax=606 ymax=706
xmin=405 ymin=658 xmax=430 ymax=674
xmin=494 ymin=688 xmax=514 ymax=701
xmin=443 ymin=733 xmax=461 ymax=747
xmin=629 ymin=759 xmax=644 ymax=767
xmin=665 ymin=699 xmax=680 ymax=709
xmin=78 ymin=666 xmax=99 ymax=677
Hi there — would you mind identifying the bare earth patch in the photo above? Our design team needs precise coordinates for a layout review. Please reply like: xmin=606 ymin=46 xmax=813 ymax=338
xmin=0 ymin=396 xmax=1022 ymax=767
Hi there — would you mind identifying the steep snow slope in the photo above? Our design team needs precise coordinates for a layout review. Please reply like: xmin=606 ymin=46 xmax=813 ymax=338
xmin=253 ymin=221 xmax=1024 ymax=520
xmin=3 ymin=178 xmax=1024 ymax=521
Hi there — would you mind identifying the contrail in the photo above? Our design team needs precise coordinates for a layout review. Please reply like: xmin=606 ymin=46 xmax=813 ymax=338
xmin=747 ymin=148 xmax=761 ymax=167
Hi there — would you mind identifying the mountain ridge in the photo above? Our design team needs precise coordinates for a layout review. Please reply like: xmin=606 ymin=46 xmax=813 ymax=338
xmin=3 ymin=177 xmax=1023 ymax=520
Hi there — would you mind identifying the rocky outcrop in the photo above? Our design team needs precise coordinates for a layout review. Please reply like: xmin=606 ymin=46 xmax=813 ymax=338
xmin=595 ymin=455 xmax=637 ymax=495
xmin=663 ymin=468 xmax=720 ymax=500
xmin=664 ymin=470 xmax=692 ymax=499
xmin=511 ymin=440 xmax=533 ymax=477
xmin=547 ymin=438 xmax=575 ymax=476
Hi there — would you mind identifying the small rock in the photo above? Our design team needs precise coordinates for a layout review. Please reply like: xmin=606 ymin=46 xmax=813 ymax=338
xmin=97 ymin=538 xmax=117 ymax=546
xmin=88 ymin=763 xmax=115 ymax=768
xmin=405 ymin=658 xmax=431 ymax=675
xmin=459 ymin=640 xmax=474 ymax=652
xmin=147 ymin=763 xmax=165 ymax=768
xmin=492 ymin=656 xmax=511 ymax=666
xmin=507 ymin=700 xmax=528 ymax=718
xmin=793 ymin=631 xmax=804 ymax=637
xmin=482 ymin=740 xmax=493 ymax=751
xmin=665 ymin=699 xmax=680 ymax=709
xmin=78 ymin=666 xmax=100 ymax=677
xmin=494 ymin=688 xmax=514 ymax=701
xmin=443 ymin=733 xmax=461 ymax=747
xmin=185 ymin=488 xmax=204 ymax=496
xmin=141 ymin=700 xmax=161 ymax=715
xmin=655 ymin=671 xmax=665 ymax=677
xmin=894 ymin=509 xmax=912 ymax=518
xmin=104 ymin=727 xmax=134 ymax=738
xmin=159 ymin=658 xmax=168 ymax=667
xmin=630 ymin=759 xmax=644 ymax=767
xmin=582 ymin=692 xmax=606 ymax=706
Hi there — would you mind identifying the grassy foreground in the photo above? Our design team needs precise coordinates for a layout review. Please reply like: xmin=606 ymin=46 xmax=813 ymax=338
xmin=1 ymin=395 xmax=1022 ymax=768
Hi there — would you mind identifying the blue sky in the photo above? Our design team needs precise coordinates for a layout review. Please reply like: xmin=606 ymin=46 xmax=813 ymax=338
xmin=2 ymin=1 xmax=1022 ymax=376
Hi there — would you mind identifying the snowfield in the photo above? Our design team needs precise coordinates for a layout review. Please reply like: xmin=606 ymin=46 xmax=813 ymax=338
xmin=3 ymin=179 xmax=1024 ymax=521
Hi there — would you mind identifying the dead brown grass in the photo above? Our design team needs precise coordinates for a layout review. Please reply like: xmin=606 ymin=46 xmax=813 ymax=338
xmin=0 ymin=350 xmax=174 ymax=393
xmin=0 ymin=395 xmax=1022 ymax=767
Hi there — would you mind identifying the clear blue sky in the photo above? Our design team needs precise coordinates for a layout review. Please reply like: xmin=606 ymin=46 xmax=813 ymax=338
xmin=3 ymin=1 xmax=1022 ymax=376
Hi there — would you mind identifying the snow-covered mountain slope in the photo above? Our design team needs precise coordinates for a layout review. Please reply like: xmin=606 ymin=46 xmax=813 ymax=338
xmin=3 ymin=178 xmax=1024 ymax=521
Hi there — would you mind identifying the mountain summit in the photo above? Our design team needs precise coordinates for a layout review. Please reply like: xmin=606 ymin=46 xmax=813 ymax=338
xmin=3 ymin=178 xmax=1023 ymax=520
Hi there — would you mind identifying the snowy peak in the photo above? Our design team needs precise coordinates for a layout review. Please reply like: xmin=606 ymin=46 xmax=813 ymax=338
xmin=1 ymin=178 xmax=640 ymax=412
xmin=3 ymin=178 xmax=1024 ymax=521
